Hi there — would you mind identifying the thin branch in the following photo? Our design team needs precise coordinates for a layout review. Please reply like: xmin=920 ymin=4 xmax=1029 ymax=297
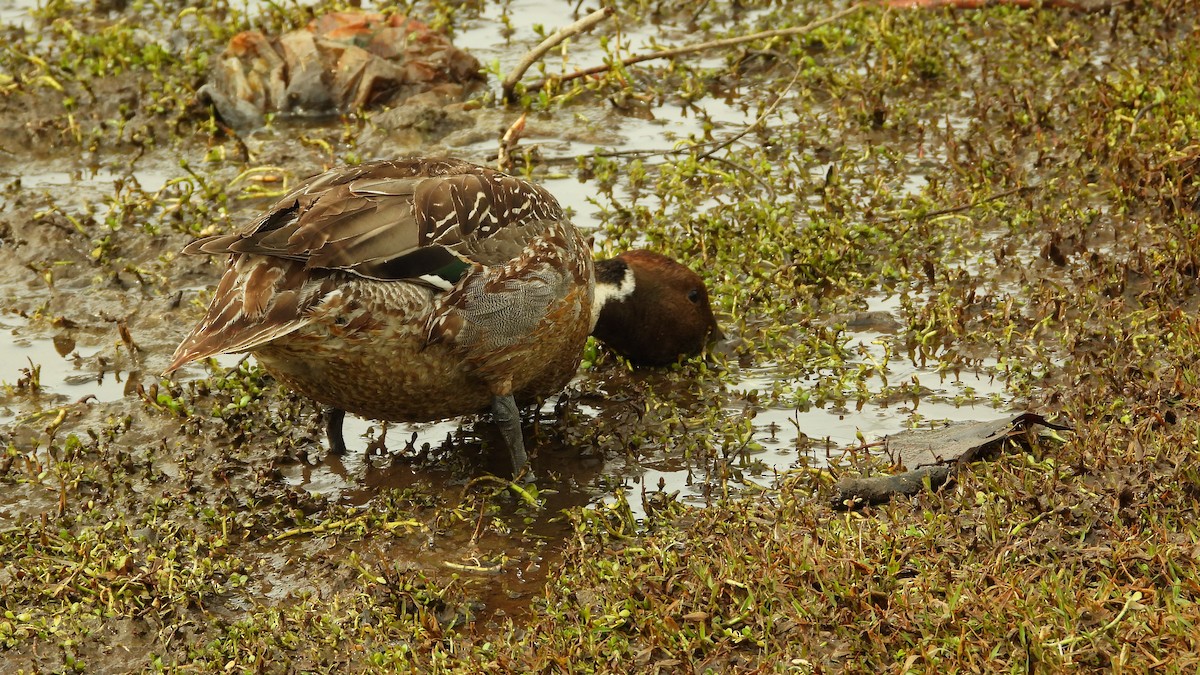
xmin=708 ymin=155 xmax=778 ymax=201
xmin=443 ymin=560 xmax=504 ymax=574
xmin=696 ymin=56 xmax=805 ymax=161
xmin=915 ymin=185 xmax=1033 ymax=220
xmin=1042 ymin=591 xmax=1142 ymax=649
xmin=502 ymin=6 xmax=615 ymax=101
xmin=497 ymin=112 xmax=528 ymax=172
xmin=524 ymin=4 xmax=865 ymax=94
xmin=878 ymin=185 xmax=1035 ymax=224
xmin=884 ymin=0 xmax=1121 ymax=8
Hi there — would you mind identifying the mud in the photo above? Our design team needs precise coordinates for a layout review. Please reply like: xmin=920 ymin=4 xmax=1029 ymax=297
xmin=0 ymin=0 xmax=1053 ymax=669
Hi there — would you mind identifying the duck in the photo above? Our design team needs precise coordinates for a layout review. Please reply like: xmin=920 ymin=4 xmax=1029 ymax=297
xmin=593 ymin=249 xmax=725 ymax=366
xmin=164 ymin=157 xmax=719 ymax=474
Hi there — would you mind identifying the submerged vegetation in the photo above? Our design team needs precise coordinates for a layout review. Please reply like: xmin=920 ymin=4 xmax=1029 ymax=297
xmin=1 ymin=0 xmax=1199 ymax=671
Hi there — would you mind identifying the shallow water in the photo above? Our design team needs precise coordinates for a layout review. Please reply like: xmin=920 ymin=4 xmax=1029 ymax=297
xmin=0 ymin=0 xmax=1018 ymax=526
xmin=0 ymin=0 xmax=33 ymax=28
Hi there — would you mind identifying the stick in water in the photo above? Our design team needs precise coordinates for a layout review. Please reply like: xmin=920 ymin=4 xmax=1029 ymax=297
xmin=502 ymin=6 xmax=615 ymax=101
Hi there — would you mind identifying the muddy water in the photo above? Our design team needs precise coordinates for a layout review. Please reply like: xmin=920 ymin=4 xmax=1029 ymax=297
xmin=0 ymin=0 xmax=31 ymax=28
xmin=0 ymin=0 xmax=1016 ymax=519
xmin=0 ymin=0 xmax=1024 ymax=638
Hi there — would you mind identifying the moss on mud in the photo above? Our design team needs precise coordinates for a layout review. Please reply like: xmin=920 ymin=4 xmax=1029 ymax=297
xmin=2 ymin=0 xmax=1200 ymax=671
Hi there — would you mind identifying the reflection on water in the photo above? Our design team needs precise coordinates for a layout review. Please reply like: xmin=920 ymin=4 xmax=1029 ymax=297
xmin=0 ymin=314 xmax=132 ymax=424
xmin=0 ymin=0 xmax=1019 ymax=527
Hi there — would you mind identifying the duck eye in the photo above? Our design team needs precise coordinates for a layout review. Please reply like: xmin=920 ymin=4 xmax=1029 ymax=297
xmin=687 ymin=288 xmax=703 ymax=304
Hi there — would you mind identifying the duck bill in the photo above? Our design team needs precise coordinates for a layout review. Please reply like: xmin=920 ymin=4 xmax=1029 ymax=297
xmin=707 ymin=321 xmax=726 ymax=345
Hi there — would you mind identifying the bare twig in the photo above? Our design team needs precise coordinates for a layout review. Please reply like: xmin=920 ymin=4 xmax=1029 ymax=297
xmin=525 ymin=4 xmax=865 ymax=94
xmin=883 ymin=0 xmax=1120 ymax=8
xmin=918 ymin=185 xmax=1031 ymax=220
xmin=1042 ymin=591 xmax=1143 ymax=649
xmin=443 ymin=560 xmax=504 ymax=574
xmin=708 ymin=155 xmax=778 ymax=201
xmin=269 ymin=515 xmax=422 ymax=541
xmin=462 ymin=474 xmax=541 ymax=507
xmin=689 ymin=0 xmax=714 ymax=26
xmin=879 ymin=185 xmax=1035 ymax=224
xmin=497 ymin=112 xmax=528 ymax=172
xmin=502 ymin=6 xmax=615 ymax=101
xmin=696 ymin=56 xmax=806 ymax=162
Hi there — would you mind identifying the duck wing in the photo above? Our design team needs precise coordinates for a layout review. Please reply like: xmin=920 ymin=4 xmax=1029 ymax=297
xmin=184 ymin=158 xmax=564 ymax=282
xmin=165 ymin=158 xmax=568 ymax=373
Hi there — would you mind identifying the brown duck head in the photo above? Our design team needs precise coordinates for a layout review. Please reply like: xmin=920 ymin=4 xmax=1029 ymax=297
xmin=591 ymin=249 xmax=722 ymax=366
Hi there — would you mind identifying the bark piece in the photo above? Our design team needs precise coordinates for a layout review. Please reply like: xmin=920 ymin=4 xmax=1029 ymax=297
xmin=833 ymin=412 xmax=1071 ymax=510
xmin=200 ymin=12 xmax=482 ymax=129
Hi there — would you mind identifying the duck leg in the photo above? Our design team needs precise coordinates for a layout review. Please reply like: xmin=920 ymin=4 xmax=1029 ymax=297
xmin=490 ymin=393 xmax=529 ymax=475
xmin=325 ymin=406 xmax=348 ymax=455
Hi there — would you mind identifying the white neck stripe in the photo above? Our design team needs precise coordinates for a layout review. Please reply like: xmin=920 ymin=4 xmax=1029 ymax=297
xmin=591 ymin=266 xmax=636 ymax=328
